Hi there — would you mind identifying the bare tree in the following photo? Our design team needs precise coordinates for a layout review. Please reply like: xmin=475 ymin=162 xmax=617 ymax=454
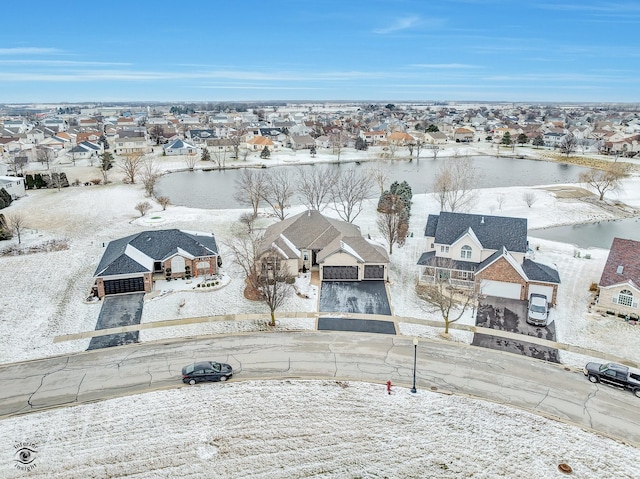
xmin=155 ymin=196 xmax=170 ymax=210
xmin=36 ymin=147 xmax=56 ymax=170
xmin=376 ymin=194 xmax=409 ymax=254
xmin=559 ymin=133 xmax=577 ymax=156
xmin=255 ymin=248 xmax=295 ymax=326
xmin=496 ymin=193 xmax=506 ymax=210
xmin=6 ymin=154 xmax=26 ymax=177
xmin=413 ymin=139 xmax=425 ymax=161
xmin=210 ymin=143 xmax=229 ymax=168
xmin=135 ymin=201 xmax=152 ymax=217
xmin=330 ymin=169 xmax=374 ymax=223
xmin=579 ymin=163 xmax=627 ymax=200
xmin=368 ymin=166 xmax=390 ymax=196
xmin=416 ymin=257 xmax=479 ymax=335
xmin=6 ymin=212 xmax=27 ymax=244
xmin=522 ymin=192 xmax=537 ymax=208
xmin=430 ymin=145 xmax=440 ymax=160
xmin=432 ymin=157 xmax=479 ymax=212
xmin=386 ymin=141 xmax=399 ymax=159
xmin=239 ymin=212 xmax=257 ymax=233
xmin=228 ymin=234 xmax=293 ymax=326
xmin=229 ymin=127 xmax=247 ymax=160
xmin=184 ymin=151 xmax=198 ymax=171
xmin=261 ymin=169 xmax=295 ymax=220
xmin=330 ymin=131 xmax=345 ymax=162
xmin=99 ymin=152 xmax=114 ymax=184
xmin=297 ymin=168 xmax=336 ymax=211
xmin=119 ymin=153 xmax=144 ymax=184
xmin=234 ymin=169 xmax=268 ymax=217
xmin=139 ymin=157 xmax=162 ymax=197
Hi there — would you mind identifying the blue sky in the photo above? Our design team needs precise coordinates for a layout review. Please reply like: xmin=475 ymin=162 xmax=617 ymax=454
xmin=0 ymin=1 xmax=638 ymax=103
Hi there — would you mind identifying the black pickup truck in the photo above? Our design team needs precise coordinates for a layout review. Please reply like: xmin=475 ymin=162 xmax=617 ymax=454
xmin=583 ymin=362 xmax=640 ymax=398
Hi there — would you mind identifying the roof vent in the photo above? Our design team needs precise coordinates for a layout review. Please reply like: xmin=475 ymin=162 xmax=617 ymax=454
xmin=481 ymin=216 xmax=485 ymax=224
xmin=617 ymin=265 xmax=624 ymax=274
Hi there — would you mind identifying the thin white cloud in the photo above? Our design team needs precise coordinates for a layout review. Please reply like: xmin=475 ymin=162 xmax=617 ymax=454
xmin=536 ymin=2 xmax=640 ymax=14
xmin=0 ymin=47 xmax=61 ymax=55
xmin=373 ymin=15 xmax=420 ymax=34
xmin=409 ymin=63 xmax=479 ymax=69
xmin=0 ymin=60 xmax=131 ymax=66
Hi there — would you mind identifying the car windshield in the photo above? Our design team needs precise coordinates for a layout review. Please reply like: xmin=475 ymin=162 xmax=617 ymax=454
xmin=531 ymin=305 xmax=546 ymax=313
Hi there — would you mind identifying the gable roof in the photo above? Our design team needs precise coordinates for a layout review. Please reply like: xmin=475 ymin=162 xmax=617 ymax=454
xmin=95 ymin=229 xmax=218 ymax=277
xmin=599 ymin=237 xmax=640 ymax=289
xmin=522 ymin=259 xmax=561 ymax=284
xmin=424 ymin=212 xmax=527 ymax=253
xmin=316 ymin=236 xmax=389 ymax=264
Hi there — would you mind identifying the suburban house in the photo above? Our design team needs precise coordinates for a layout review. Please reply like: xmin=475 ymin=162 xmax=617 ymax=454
xmin=417 ymin=212 xmax=560 ymax=305
xmin=423 ymin=131 xmax=448 ymax=145
xmin=93 ymin=229 xmax=220 ymax=297
xmin=452 ymin=128 xmax=475 ymax=142
xmin=258 ymin=210 xmax=389 ymax=281
xmin=163 ymin=138 xmax=197 ymax=156
xmin=113 ymin=135 xmax=150 ymax=155
xmin=246 ymin=135 xmax=276 ymax=151
xmin=0 ymin=176 xmax=26 ymax=199
xmin=595 ymin=237 xmax=640 ymax=319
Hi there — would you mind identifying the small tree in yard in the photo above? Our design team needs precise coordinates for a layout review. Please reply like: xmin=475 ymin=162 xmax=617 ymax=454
xmin=99 ymin=152 xmax=114 ymax=184
xmin=532 ymin=135 xmax=544 ymax=148
xmin=376 ymin=193 xmax=409 ymax=254
xmin=228 ymin=233 xmax=293 ymax=327
xmin=155 ymin=196 xmax=170 ymax=210
xmin=5 ymin=212 xmax=27 ymax=244
xmin=185 ymin=152 xmax=198 ymax=171
xmin=501 ymin=132 xmax=512 ymax=147
xmin=559 ymin=133 xmax=577 ymax=156
xmin=415 ymin=257 xmax=479 ymax=335
xmin=522 ymin=192 xmax=537 ymax=207
xmin=135 ymin=201 xmax=152 ymax=217
xmin=517 ymin=133 xmax=529 ymax=145
xmin=201 ymin=147 xmax=211 ymax=162
xmin=255 ymin=249 xmax=294 ymax=326
xmin=579 ymin=163 xmax=627 ymax=200
xmin=260 ymin=146 xmax=271 ymax=159
xmin=119 ymin=153 xmax=144 ymax=184
xmin=261 ymin=169 xmax=294 ymax=220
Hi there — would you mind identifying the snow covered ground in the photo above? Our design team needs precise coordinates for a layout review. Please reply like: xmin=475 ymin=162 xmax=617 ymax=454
xmin=2 ymin=148 xmax=640 ymax=475
xmin=1 ymin=380 xmax=638 ymax=479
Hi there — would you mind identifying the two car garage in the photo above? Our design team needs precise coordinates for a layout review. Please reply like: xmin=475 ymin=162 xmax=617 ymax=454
xmin=322 ymin=265 xmax=386 ymax=281
xmin=102 ymin=277 xmax=145 ymax=295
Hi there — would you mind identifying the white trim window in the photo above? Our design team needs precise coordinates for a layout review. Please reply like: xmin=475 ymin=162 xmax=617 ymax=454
xmin=461 ymin=245 xmax=472 ymax=259
xmin=615 ymin=289 xmax=635 ymax=307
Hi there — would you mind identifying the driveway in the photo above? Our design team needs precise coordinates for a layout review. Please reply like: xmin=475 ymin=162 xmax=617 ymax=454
xmin=319 ymin=281 xmax=391 ymax=315
xmin=88 ymin=293 xmax=145 ymax=350
xmin=318 ymin=317 xmax=396 ymax=334
xmin=473 ymin=296 xmax=560 ymax=363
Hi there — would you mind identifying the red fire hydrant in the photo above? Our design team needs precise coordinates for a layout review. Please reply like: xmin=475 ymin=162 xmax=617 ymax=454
xmin=386 ymin=380 xmax=392 ymax=395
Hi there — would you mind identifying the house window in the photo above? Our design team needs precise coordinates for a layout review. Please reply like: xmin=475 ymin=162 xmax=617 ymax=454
xmin=461 ymin=245 xmax=472 ymax=259
xmin=440 ymin=246 xmax=449 ymax=253
xmin=617 ymin=289 xmax=634 ymax=307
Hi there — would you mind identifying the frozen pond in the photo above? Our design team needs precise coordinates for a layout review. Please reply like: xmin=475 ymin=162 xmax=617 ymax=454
xmin=529 ymin=216 xmax=640 ymax=249
xmin=155 ymin=156 xmax=593 ymax=209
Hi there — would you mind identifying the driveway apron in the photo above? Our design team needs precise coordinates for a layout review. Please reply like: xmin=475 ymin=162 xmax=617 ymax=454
xmin=88 ymin=293 xmax=145 ymax=350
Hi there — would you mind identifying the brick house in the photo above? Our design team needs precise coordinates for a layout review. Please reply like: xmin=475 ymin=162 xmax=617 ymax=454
xmin=417 ymin=212 xmax=560 ymax=304
xmin=93 ymin=229 xmax=220 ymax=297
xmin=595 ymin=237 xmax=640 ymax=319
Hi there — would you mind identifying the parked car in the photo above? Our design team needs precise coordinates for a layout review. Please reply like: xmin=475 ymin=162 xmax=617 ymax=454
xmin=527 ymin=293 xmax=549 ymax=326
xmin=182 ymin=361 xmax=233 ymax=385
xmin=583 ymin=362 xmax=640 ymax=398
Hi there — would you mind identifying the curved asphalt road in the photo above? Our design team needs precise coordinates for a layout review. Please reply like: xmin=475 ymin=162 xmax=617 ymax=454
xmin=0 ymin=331 xmax=639 ymax=447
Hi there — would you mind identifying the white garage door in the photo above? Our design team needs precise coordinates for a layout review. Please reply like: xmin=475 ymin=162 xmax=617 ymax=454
xmin=481 ymin=280 xmax=522 ymax=299
xmin=528 ymin=284 xmax=554 ymax=302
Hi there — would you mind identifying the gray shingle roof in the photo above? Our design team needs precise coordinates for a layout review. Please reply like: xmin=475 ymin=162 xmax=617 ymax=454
xmin=522 ymin=259 xmax=561 ymax=284
xmin=95 ymin=229 xmax=218 ymax=277
xmin=416 ymin=251 xmax=477 ymax=271
xmin=424 ymin=212 xmax=527 ymax=253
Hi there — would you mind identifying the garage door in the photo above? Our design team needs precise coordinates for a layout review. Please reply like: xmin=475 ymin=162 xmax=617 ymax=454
xmin=481 ymin=280 xmax=522 ymax=299
xmin=323 ymin=266 xmax=358 ymax=281
xmin=528 ymin=284 xmax=554 ymax=302
xmin=364 ymin=265 xmax=385 ymax=280
xmin=104 ymin=277 xmax=145 ymax=295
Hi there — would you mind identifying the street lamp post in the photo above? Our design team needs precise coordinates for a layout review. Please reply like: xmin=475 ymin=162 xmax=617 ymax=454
xmin=411 ymin=337 xmax=418 ymax=393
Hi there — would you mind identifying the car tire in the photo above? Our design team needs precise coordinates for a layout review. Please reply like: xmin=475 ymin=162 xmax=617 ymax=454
xmin=588 ymin=375 xmax=599 ymax=383
xmin=219 ymin=376 xmax=227 ymax=382
xmin=634 ymin=389 xmax=640 ymax=399
xmin=189 ymin=379 xmax=196 ymax=386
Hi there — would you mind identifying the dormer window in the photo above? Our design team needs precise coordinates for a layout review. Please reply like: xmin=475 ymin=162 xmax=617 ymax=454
xmin=461 ymin=245 xmax=472 ymax=259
